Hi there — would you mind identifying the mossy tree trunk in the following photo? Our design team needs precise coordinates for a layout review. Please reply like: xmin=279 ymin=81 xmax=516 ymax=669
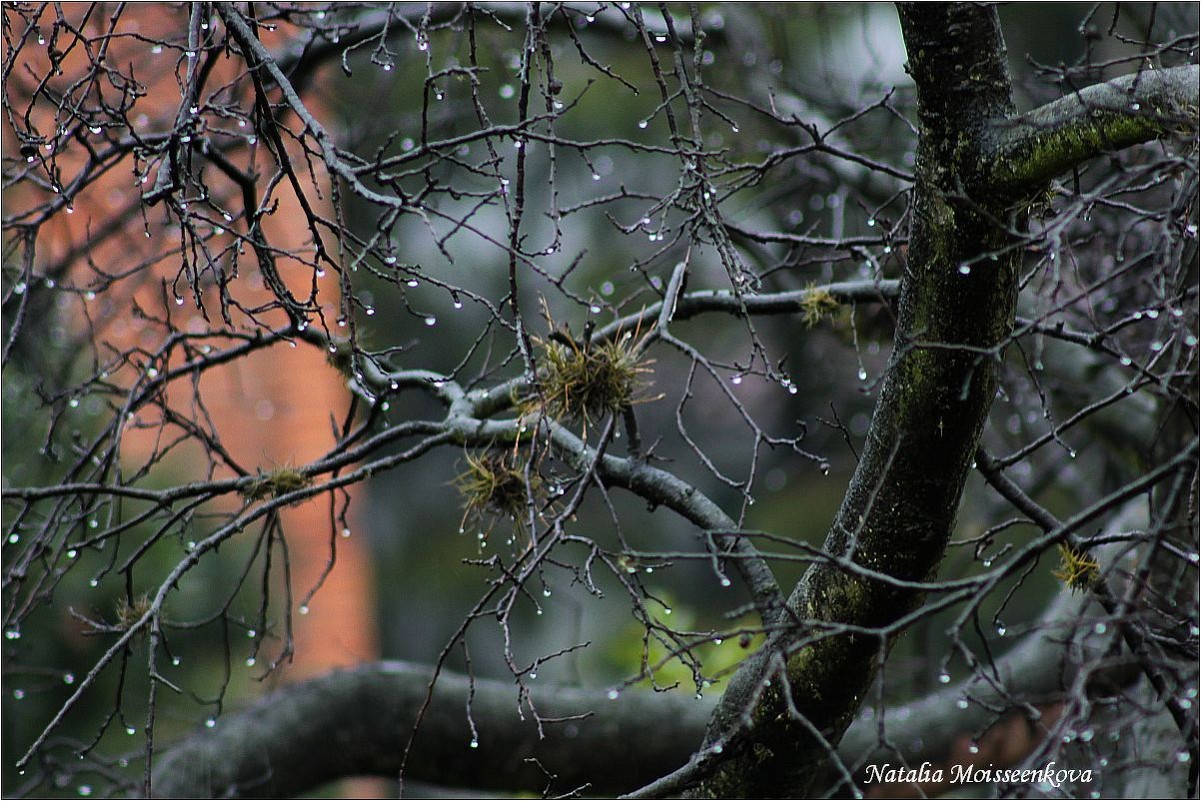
xmin=695 ymin=5 xmax=1030 ymax=795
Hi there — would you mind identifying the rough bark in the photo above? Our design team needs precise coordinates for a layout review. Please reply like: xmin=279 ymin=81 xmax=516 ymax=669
xmin=693 ymin=5 xmax=1026 ymax=795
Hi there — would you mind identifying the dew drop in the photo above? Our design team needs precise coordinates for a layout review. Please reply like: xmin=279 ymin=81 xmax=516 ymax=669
xmin=424 ymin=316 xmax=437 ymax=327
xmin=637 ymin=119 xmax=649 ymax=129
xmin=607 ymin=689 xmax=620 ymax=700
xmin=204 ymin=717 xmax=216 ymax=728
xmin=13 ymin=689 xmax=25 ymax=699
xmin=299 ymin=605 xmax=310 ymax=615
xmin=720 ymin=577 xmax=731 ymax=587
xmin=63 ymin=673 xmax=75 ymax=685
xmin=857 ymin=368 xmax=867 ymax=381
xmin=245 ymin=657 xmax=256 ymax=667
xmin=938 ymin=672 xmax=951 ymax=684
xmin=958 ymin=264 xmax=971 ymax=275
xmin=1094 ymin=622 xmax=1107 ymax=634
xmin=956 ymin=698 xmax=969 ymax=709
xmin=469 ymin=739 xmax=479 ymax=749
xmin=731 ymin=375 xmax=743 ymax=385
xmin=125 ymin=726 xmax=136 ymax=735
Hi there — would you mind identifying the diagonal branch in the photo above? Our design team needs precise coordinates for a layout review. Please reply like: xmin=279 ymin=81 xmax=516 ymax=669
xmin=987 ymin=64 xmax=1199 ymax=193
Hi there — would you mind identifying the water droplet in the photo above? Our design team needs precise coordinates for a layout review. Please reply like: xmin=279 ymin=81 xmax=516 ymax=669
xmin=542 ymin=588 xmax=551 ymax=597
xmin=247 ymin=629 xmax=256 ymax=638
xmin=720 ymin=577 xmax=731 ymax=587
xmin=607 ymin=689 xmax=620 ymax=700
xmin=13 ymin=689 xmax=25 ymax=700
xmin=637 ymin=119 xmax=648 ymax=129
xmin=67 ymin=549 xmax=78 ymax=559
xmin=968 ymin=743 xmax=979 ymax=754
xmin=938 ymin=672 xmax=950 ymax=684
xmin=956 ymin=698 xmax=969 ymax=709
xmin=245 ymin=657 xmax=256 ymax=667
xmin=731 ymin=375 xmax=743 ymax=385
xmin=857 ymin=368 xmax=867 ymax=381
xmin=365 ymin=307 xmax=375 ymax=316
xmin=125 ymin=726 xmax=136 ymax=735
xmin=453 ymin=299 xmax=463 ymax=310
xmin=499 ymin=84 xmax=515 ymax=99
xmin=867 ymin=218 xmax=876 ymax=228
xmin=591 ymin=173 xmax=601 ymax=181
xmin=151 ymin=44 xmax=163 ymax=54
xmin=78 ymin=785 xmax=92 ymax=796
xmin=89 ymin=579 xmax=98 ymax=587
xmin=996 ymin=624 xmax=1006 ymax=636
xmin=958 ymin=264 xmax=971 ymax=275
xmin=1177 ymin=751 xmax=1191 ymax=763
xmin=589 ymin=304 xmax=601 ymax=314
xmin=1094 ymin=622 xmax=1107 ymax=634
xmin=299 ymin=604 xmax=310 ymax=614
xmin=172 ymin=656 xmax=181 ymax=666
xmin=204 ymin=718 xmax=216 ymax=728
xmin=425 ymin=317 xmax=437 ymax=327
xmin=469 ymin=739 xmax=479 ymax=748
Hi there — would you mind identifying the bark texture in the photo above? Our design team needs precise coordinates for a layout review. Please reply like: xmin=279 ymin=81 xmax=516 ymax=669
xmin=695 ymin=5 xmax=1026 ymax=795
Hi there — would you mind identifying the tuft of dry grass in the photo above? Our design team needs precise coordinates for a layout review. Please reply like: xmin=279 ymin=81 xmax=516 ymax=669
xmin=1052 ymin=543 xmax=1100 ymax=592
xmin=241 ymin=467 xmax=312 ymax=501
xmin=114 ymin=594 xmax=153 ymax=631
xmin=527 ymin=300 xmax=658 ymax=431
xmin=454 ymin=451 xmax=541 ymax=537
xmin=800 ymin=284 xmax=842 ymax=327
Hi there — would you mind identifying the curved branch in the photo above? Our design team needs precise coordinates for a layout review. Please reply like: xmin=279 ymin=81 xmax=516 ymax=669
xmin=150 ymin=661 xmax=711 ymax=798
xmin=153 ymin=580 xmax=1135 ymax=799
xmin=988 ymin=64 xmax=1199 ymax=192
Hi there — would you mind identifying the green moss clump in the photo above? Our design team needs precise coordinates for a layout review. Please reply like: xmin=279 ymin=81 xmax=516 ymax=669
xmin=242 ymin=467 xmax=312 ymax=501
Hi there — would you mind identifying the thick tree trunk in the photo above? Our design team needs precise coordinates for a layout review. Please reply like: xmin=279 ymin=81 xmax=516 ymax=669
xmin=694 ymin=5 xmax=1026 ymax=795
